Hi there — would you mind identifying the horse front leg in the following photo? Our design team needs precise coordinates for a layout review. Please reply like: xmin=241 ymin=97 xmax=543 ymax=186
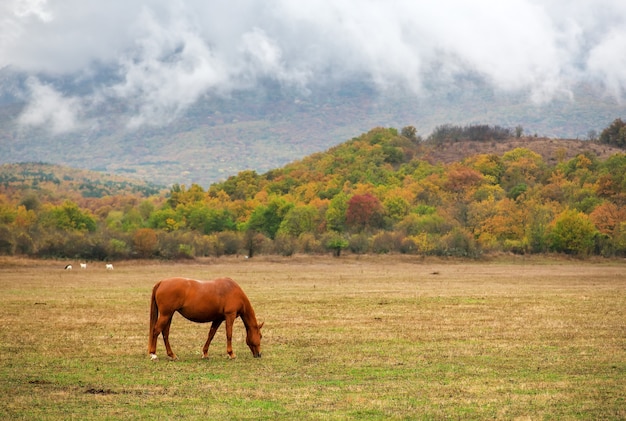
xmin=202 ymin=320 xmax=223 ymax=358
xmin=224 ymin=313 xmax=237 ymax=359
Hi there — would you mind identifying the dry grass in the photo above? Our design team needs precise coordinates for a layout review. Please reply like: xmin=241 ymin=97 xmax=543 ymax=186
xmin=0 ymin=255 xmax=625 ymax=419
xmin=423 ymin=137 xmax=625 ymax=166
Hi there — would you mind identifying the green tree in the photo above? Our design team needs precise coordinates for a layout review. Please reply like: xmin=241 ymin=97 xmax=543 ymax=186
xmin=246 ymin=198 xmax=293 ymax=240
xmin=41 ymin=201 xmax=96 ymax=232
xmin=121 ymin=208 xmax=144 ymax=232
xmin=0 ymin=225 xmax=14 ymax=255
xmin=204 ymin=208 xmax=236 ymax=234
xmin=148 ymin=208 xmax=182 ymax=231
xmin=401 ymin=125 xmax=418 ymax=142
xmin=383 ymin=196 xmax=410 ymax=223
xmin=279 ymin=205 xmax=318 ymax=237
xmin=548 ymin=209 xmax=597 ymax=255
xmin=598 ymin=118 xmax=626 ymax=148
xmin=326 ymin=193 xmax=349 ymax=232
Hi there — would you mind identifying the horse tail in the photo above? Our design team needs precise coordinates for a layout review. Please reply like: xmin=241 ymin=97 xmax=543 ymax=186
xmin=148 ymin=281 xmax=161 ymax=353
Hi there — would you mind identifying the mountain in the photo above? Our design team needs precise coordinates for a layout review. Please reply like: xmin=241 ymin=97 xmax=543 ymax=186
xmin=1 ymin=72 xmax=625 ymax=187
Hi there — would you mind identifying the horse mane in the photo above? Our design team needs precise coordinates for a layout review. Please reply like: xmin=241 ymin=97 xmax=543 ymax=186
xmin=239 ymin=292 xmax=259 ymax=330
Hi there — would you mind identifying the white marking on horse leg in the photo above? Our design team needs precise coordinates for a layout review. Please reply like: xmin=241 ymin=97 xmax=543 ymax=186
xmin=150 ymin=353 xmax=158 ymax=361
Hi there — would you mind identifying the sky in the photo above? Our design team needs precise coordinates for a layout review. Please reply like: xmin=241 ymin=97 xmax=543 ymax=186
xmin=2 ymin=0 xmax=626 ymax=133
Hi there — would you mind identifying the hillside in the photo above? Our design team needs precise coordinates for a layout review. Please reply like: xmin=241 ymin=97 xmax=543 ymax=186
xmin=0 ymin=162 xmax=165 ymax=204
xmin=209 ymin=129 xmax=625 ymax=202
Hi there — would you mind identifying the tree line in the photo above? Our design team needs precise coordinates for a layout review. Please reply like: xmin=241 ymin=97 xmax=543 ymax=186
xmin=1 ymin=121 xmax=626 ymax=260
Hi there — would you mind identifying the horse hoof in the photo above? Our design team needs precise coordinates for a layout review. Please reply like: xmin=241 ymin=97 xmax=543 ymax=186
xmin=150 ymin=354 xmax=158 ymax=361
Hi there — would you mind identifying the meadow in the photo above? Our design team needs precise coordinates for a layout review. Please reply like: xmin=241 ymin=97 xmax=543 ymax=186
xmin=0 ymin=255 xmax=624 ymax=420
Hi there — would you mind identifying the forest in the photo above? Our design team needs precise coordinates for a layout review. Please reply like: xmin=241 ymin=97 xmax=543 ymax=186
xmin=1 ymin=119 xmax=626 ymax=260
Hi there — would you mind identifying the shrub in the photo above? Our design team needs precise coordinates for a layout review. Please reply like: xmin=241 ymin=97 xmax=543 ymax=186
xmin=217 ymin=231 xmax=243 ymax=256
xmin=273 ymin=233 xmax=297 ymax=256
xmin=371 ymin=231 xmax=400 ymax=254
xmin=439 ymin=228 xmax=480 ymax=257
xmin=348 ymin=233 xmax=369 ymax=254
xmin=323 ymin=232 xmax=349 ymax=257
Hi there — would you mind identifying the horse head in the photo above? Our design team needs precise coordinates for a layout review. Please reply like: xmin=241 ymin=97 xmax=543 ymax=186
xmin=246 ymin=321 xmax=264 ymax=358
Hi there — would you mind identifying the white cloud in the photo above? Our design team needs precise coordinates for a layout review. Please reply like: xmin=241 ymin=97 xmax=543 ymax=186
xmin=13 ymin=0 xmax=53 ymax=21
xmin=18 ymin=77 xmax=82 ymax=133
xmin=2 ymin=0 xmax=626 ymax=131
xmin=106 ymin=7 xmax=229 ymax=127
xmin=587 ymin=29 xmax=626 ymax=100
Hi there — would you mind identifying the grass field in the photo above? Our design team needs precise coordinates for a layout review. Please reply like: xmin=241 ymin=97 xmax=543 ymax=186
xmin=0 ymin=255 xmax=624 ymax=420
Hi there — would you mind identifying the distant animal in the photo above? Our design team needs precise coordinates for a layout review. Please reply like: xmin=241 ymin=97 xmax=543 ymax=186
xmin=148 ymin=277 xmax=263 ymax=361
xmin=80 ymin=263 xmax=87 ymax=269
xmin=105 ymin=264 xmax=114 ymax=270
xmin=64 ymin=264 xmax=72 ymax=270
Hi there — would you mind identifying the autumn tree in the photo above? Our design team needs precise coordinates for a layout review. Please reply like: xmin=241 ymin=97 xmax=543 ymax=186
xmin=167 ymin=183 xmax=205 ymax=208
xmin=465 ymin=154 xmax=504 ymax=184
xmin=590 ymin=202 xmax=626 ymax=235
xmin=500 ymin=148 xmax=545 ymax=192
xmin=133 ymin=228 xmax=158 ymax=258
xmin=346 ymin=193 xmax=384 ymax=232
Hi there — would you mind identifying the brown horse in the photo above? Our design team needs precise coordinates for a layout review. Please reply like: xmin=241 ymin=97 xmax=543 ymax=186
xmin=148 ymin=277 xmax=263 ymax=361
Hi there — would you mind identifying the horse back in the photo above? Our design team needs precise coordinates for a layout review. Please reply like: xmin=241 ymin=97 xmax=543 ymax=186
xmin=155 ymin=277 xmax=246 ymax=323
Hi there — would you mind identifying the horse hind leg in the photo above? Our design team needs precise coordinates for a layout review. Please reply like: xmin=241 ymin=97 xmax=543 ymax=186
xmin=161 ymin=317 xmax=178 ymax=360
xmin=202 ymin=320 xmax=223 ymax=358
xmin=151 ymin=313 xmax=177 ymax=361
xmin=148 ymin=320 xmax=162 ymax=360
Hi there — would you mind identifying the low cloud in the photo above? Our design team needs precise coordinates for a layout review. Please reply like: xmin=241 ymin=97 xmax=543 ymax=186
xmin=107 ymin=7 xmax=230 ymax=127
xmin=2 ymin=1 xmax=626 ymax=132
xmin=18 ymin=77 xmax=82 ymax=134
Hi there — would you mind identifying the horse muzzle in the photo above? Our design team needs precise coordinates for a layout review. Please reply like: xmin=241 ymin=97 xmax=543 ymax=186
xmin=254 ymin=352 xmax=262 ymax=358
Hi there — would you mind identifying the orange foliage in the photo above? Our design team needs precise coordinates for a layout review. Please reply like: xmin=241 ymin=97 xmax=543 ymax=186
xmin=590 ymin=202 xmax=626 ymax=235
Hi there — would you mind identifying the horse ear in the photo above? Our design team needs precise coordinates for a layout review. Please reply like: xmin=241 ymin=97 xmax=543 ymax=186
xmin=259 ymin=321 xmax=264 ymax=329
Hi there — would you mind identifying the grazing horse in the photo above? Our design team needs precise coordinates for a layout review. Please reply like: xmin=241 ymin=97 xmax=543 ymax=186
xmin=105 ymin=264 xmax=114 ymax=270
xmin=148 ymin=277 xmax=263 ymax=361
xmin=64 ymin=264 xmax=72 ymax=270
xmin=80 ymin=263 xmax=87 ymax=269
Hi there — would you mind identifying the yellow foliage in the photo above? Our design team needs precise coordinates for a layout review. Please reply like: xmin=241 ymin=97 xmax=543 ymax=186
xmin=408 ymin=233 xmax=437 ymax=254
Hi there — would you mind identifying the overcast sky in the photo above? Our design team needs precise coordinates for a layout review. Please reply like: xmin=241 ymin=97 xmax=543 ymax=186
xmin=2 ymin=0 xmax=626 ymax=133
